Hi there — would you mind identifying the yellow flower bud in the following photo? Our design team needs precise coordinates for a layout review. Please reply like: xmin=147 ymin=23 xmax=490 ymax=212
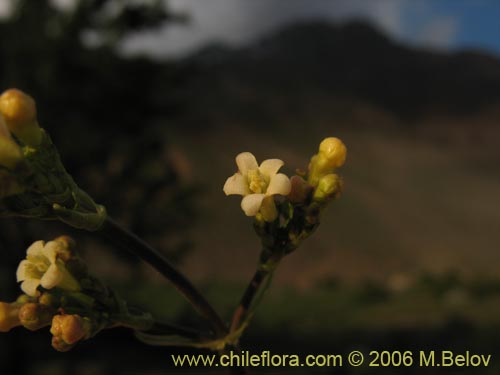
xmin=51 ymin=335 xmax=74 ymax=352
xmin=313 ymin=174 xmax=342 ymax=202
xmin=0 ymin=89 xmax=42 ymax=146
xmin=0 ymin=302 xmax=22 ymax=332
xmin=0 ymin=135 xmax=22 ymax=170
xmin=38 ymin=292 xmax=59 ymax=307
xmin=51 ymin=314 xmax=91 ymax=351
xmin=19 ymin=302 xmax=55 ymax=331
xmin=318 ymin=137 xmax=347 ymax=169
xmin=308 ymin=137 xmax=347 ymax=186
xmin=16 ymin=294 xmax=36 ymax=304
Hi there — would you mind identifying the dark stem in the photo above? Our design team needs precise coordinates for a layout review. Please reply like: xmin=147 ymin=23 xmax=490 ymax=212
xmin=230 ymin=250 xmax=283 ymax=334
xmin=99 ymin=217 xmax=227 ymax=337
xmin=230 ymin=268 xmax=268 ymax=334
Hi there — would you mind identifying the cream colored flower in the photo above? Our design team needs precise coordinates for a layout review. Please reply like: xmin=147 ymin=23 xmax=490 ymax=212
xmin=223 ymin=152 xmax=291 ymax=221
xmin=16 ymin=240 xmax=80 ymax=297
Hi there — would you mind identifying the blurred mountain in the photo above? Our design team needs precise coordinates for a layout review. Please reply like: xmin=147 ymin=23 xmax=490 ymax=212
xmin=178 ymin=20 xmax=500 ymax=124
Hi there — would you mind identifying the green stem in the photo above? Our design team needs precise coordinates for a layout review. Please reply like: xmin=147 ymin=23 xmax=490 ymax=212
xmin=112 ymin=311 xmax=154 ymax=331
xmin=99 ymin=217 xmax=227 ymax=337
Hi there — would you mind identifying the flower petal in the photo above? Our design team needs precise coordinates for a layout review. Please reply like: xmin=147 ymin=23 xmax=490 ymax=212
xmin=16 ymin=260 xmax=30 ymax=282
xmin=26 ymin=240 xmax=44 ymax=257
xmin=266 ymin=173 xmax=291 ymax=196
xmin=260 ymin=196 xmax=278 ymax=222
xmin=235 ymin=152 xmax=258 ymax=176
xmin=20 ymin=279 xmax=41 ymax=297
xmin=42 ymin=241 xmax=61 ymax=263
xmin=40 ymin=263 xmax=64 ymax=290
xmin=240 ymin=194 xmax=266 ymax=216
xmin=223 ymin=173 xmax=250 ymax=196
xmin=259 ymin=159 xmax=284 ymax=178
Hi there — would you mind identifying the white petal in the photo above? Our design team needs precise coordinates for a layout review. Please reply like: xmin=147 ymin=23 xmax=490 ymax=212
xmin=42 ymin=241 xmax=61 ymax=263
xmin=40 ymin=264 xmax=63 ymax=290
xmin=266 ymin=173 xmax=291 ymax=196
xmin=235 ymin=152 xmax=258 ymax=176
xmin=223 ymin=173 xmax=250 ymax=196
xmin=21 ymin=279 xmax=41 ymax=297
xmin=240 ymin=194 xmax=266 ymax=216
xmin=260 ymin=196 xmax=278 ymax=222
xmin=16 ymin=260 xmax=31 ymax=282
xmin=259 ymin=159 xmax=284 ymax=178
xmin=26 ymin=240 xmax=44 ymax=257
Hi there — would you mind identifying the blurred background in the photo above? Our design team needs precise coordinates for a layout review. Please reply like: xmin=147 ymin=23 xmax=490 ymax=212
xmin=1 ymin=0 xmax=500 ymax=374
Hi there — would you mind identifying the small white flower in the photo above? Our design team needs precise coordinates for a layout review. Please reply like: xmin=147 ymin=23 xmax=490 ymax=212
xmin=223 ymin=152 xmax=291 ymax=221
xmin=16 ymin=240 xmax=80 ymax=297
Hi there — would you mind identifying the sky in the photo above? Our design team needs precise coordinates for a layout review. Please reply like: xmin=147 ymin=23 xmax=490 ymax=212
xmin=120 ymin=0 xmax=500 ymax=58
xmin=2 ymin=0 xmax=500 ymax=59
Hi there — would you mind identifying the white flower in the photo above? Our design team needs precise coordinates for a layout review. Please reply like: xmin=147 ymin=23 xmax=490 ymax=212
xmin=223 ymin=152 xmax=291 ymax=221
xmin=16 ymin=240 xmax=80 ymax=297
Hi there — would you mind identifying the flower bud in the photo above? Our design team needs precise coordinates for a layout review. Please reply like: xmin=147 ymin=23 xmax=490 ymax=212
xmin=0 ymin=114 xmax=23 ymax=170
xmin=50 ymin=314 xmax=91 ymax=351
xmin=308 ymin=137 xmax=347 ymax=186
xmin=52 ymin=235 xmax=76 ymax=262
xmin=38 ymin=292 xmax=60 ymax=307
xmin=0 ymin=89 xmax=42 ymax=146
xmin=0 ymin=302 xmax=22 ymax=332
xmin=0 ymin=112 xmax=11 ymax=138
xmin=0 ymin=137 xmax=23 ymax=170
xmin=313 ymin=174 xmax=342 ymax=202
xmin=288 ymin=175 xmax=312 ymax=204
xmin=318 ymin=137 xmax=347 ymax=169
xmin=51 ymin=335 xmax=74 ymax=352
xmin=19 ymin=302 xmax=55 ymax=331
xmin=16 ymin=294 xmax=36 ymax=304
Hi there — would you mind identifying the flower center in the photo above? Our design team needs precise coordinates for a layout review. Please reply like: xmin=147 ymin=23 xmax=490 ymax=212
xmin=247 ymin=169 xmax=268 ymax=194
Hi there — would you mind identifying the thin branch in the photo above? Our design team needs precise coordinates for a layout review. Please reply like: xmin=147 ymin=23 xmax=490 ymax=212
xmin=99 ymin=217 xmax=227 ymax=337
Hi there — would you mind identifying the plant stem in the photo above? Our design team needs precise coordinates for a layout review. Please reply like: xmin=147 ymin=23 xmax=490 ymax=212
xmin=230 ymin=255 xmax=280 ymax=334
xmin=99 ymin=217 xmax=227 ymax=337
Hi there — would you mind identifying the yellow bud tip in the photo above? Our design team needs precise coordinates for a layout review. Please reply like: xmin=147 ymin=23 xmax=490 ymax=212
xmin=0 ymin=88 xmax=42 ymax=146
xmin=319 ymin=137 xmax=347 ymax=168
xmin=0 ymin=89 xmax=36 ymax=124
xmin=51 ymin=314 xmax=90 ymax=346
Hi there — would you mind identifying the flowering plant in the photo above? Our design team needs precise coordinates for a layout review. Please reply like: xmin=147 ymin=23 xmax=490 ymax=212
xmin=0 ymin=88 xmax=346 ymax=365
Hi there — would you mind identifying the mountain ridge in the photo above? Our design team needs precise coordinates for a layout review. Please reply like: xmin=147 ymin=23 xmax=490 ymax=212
xmin=180 ymin=20 xmax=500 ymax=122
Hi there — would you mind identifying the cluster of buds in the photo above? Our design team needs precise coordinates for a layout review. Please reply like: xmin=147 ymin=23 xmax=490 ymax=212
xmin=224 ymin=137 xmax=346 ymax=267
xmin=0 ymin=88 xmax=106 ymax=231
xmin=0 ymin=236 xmax=153 ymax=351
